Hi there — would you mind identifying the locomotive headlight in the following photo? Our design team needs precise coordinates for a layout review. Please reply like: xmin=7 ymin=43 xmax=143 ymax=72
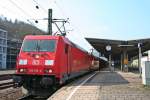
xmin=19 ymin=59 xmax=27 ymax=65
xmin=20 ymin=68 xmax=24 ymax=72
xmin=48 ymin=69 xmax=52 ymax=73
xmin=44 ymin=69 xmax=53 ymax=74
xmin=45 ymin=60 xmax=54 ymax=66
xmin=19 ymin=68 xmax=27 ymax=73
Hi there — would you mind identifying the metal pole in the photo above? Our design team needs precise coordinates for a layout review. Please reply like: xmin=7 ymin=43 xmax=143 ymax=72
xmin=106 ymin=45 xmax=112 ymax=71
xmin=121 ymin=54 xmax=123 ymax=71
xmin=99 ymin=53 xmax=100 ymax=71
xmin=48 ymin=9 xmax=52 ymax=35
xmin=138 ymin=44 xmax=142 ymax=77
xmin=109 ymin=54 xmax=111 ymax=71
xmin=127 ymin=54 xmax=128 ymax=72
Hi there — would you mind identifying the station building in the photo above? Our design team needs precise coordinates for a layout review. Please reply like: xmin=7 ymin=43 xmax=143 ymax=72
xmin=0 ymin=28 xmax=22 ymax=69
xmin=7 ymin=39 xmax=22 ymax=69
xmin=0 ymin=28 xmax=7 ymax=69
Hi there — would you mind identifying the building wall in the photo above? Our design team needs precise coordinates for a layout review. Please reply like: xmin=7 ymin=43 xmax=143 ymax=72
xmin=0 ymin=29 xmax=7 ymax=69
xmin=7 ymin=39 xmax=22 ymax=69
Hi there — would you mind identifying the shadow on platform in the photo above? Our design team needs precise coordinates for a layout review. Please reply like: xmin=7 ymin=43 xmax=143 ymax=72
xmin=67 ymin=70 xmax=129 ymax=87
xmin=86 ymin=71 xmax=129 ymax=86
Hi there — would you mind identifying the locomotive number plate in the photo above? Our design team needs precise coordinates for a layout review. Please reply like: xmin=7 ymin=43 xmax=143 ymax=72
xmin=32 ymin=60 xmax=40 ymax=65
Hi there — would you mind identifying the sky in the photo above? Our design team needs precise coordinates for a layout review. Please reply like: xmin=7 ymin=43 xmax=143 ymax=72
xmin=0 ymin=0 xmax=150 ymax=52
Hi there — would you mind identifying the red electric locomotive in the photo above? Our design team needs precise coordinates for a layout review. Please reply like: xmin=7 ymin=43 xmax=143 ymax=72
xmin=13 ymin=35 xmax=97 ymax=96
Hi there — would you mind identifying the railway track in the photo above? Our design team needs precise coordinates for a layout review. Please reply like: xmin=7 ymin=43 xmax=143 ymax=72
xmin=17 ymin=94 xmax=35 ymax=100
xmin=0 ymin=81 xmax=14 ymax=89
xmin=0 ymin=88 xmax=23 ymax=100
xmin=0 ymin=74 xmax=13 ymax=81
xmin=17 ymin=94 xmax=48 ymax=100
xmin=0 ymin=74 xmax=14 ymax=90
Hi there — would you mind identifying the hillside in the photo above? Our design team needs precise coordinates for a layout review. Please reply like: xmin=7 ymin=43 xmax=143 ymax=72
xmin=0 ymin=17 xmax=47 ymax=40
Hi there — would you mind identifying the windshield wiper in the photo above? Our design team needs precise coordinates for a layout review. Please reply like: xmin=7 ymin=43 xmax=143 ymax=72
xmin=35 ymin=40 xmax=39 ymax=52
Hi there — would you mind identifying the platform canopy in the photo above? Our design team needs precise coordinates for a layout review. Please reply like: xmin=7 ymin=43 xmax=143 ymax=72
xmin=86 ymin=38 xmax=150 ymax=60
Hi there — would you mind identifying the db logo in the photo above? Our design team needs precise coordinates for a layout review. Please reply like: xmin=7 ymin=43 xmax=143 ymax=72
xmin=32 ymin=60 xmax=39 ymax=65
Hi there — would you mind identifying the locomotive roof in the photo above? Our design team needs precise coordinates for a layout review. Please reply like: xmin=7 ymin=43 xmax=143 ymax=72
xmin=24 ymin=35 xmax=88 ymax=54
xmin=24 ymin=35 xmax=60 ymax=40
xmin=62 ymin=36 xmax=89 ymax=54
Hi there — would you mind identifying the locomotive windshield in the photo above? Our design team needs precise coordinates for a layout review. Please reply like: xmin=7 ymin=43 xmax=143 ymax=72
xmin=22 ymin=40 xmax=56 ymax=52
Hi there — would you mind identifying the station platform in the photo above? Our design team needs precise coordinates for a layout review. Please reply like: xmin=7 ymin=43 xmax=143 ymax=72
xmin=48 ymin=69 xmax=150 ymax=100
xmin=0 ymin=70 xmax=15 ymax=75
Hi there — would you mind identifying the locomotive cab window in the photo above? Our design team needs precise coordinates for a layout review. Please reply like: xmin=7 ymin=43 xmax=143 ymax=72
xmin=22 ymin=40 xmax=56 ymax=52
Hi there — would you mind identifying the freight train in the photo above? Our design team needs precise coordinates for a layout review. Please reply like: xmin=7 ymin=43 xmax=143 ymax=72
xmin=13 ymin=35 xmax=99 ymax=96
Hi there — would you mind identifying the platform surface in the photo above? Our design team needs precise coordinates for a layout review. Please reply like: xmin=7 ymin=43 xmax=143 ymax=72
xmin=0 ymin=70 xmax=15 ymax=75
xmin=48 ymin=69 xmax=150 ymax=100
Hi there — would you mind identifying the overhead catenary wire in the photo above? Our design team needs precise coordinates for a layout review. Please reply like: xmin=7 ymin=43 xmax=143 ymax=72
xmin=7 ymin=0 xmax=47 ymax=31
xmin=53 ymin=0 xmax=85 ymax=37
xmin=32 ymin=0 xmax=47 ymax=13
xmin=0 ymin=3 xmax=35 ymax=26
xmin=53 ymin=0 xmax=67 ymax=18
xmin=52 ymin=1 xmax=74 ymax=34
xmin=0 ymin=4 xmax=16 ymax=15
xmin=0 ymin=0 xmax=43 ymax=34
xmin=53 ymin=1 xmax=92 ymax=52
xmin=7 ymin=0 xmax=83 ymax=36
xmin=8 ymin=0 xmax=33 ymax=18
xmin=0 ymin=4 xmax=37 ymax=35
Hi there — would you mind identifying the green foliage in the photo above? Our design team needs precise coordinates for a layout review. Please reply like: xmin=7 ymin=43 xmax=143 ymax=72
xmin=0 ymin=16 xmax=47 ymax=40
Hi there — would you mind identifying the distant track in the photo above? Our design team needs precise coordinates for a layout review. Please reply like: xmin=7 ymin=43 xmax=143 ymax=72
xmin=0 ymin=88 xmax=22 ymax=100
xmin=0 ymin=74 xmax=13 ymax=81
xmin=0 ymin=81 xmax=14 ymax=90
xmin=0 ymin=74 xmax=14 ymax=90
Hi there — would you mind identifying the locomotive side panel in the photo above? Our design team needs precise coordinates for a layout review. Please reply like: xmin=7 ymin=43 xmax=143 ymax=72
xmin=69 ymin=46 xmax=91 ymax=78
xmin=54 ymin=38 xmax=69 ymax=84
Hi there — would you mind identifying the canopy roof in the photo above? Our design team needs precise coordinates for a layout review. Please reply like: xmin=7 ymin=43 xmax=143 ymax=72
xmin=86 ymin=38 xmax=150 ymax=59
